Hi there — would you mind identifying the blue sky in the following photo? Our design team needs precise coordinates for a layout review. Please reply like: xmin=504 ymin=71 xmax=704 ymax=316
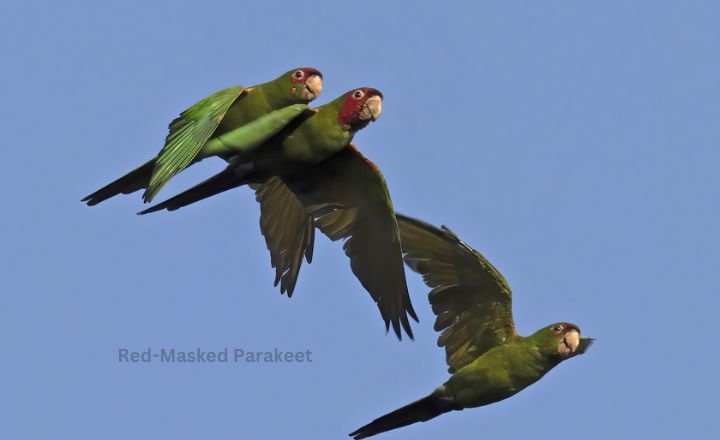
xmin=2 ymin=1 xmax=718 ymax=439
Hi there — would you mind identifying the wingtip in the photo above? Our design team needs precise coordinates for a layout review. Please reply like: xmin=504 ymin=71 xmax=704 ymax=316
xmin=401 ymin=317 xmax=415 ymax=341
xmin=392 ymin=324 xmax=403 ymax=341
xmin=284 ymin=282 xmax=296 ymax=298
xmin=387 ymin=317 xmax=415 ymax=341
xmin=407 ymin=302 xmax=419 ymax=323
xmin=141 ymin=187 xmax=155 ymax=204
xmin=273 ymin=269 xmax=283 ymax=287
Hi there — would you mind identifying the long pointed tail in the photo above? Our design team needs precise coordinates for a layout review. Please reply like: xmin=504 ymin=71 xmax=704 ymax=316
xmin=82 ymin=159 xmax=155 ymax=206
xmin=137 ymin=165 xmax=250 ymax=215
xmin=350 ymin=392 xmax=455 ymax=439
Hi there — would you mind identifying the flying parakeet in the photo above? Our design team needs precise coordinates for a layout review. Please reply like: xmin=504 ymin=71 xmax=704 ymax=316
xmin=81 ymin=67 xmax=323 ymax=204
xmin=137 ymin=89 xmax=418 ymax=339
xmin=349 ymin=214 xmax=593 ymax=438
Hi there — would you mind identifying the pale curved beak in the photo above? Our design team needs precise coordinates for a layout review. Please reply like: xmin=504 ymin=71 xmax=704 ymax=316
xmin=359 ymin=95 xmax=382 ymax=121
xmin=302 ymin=74 xmax=323 ymax=101
xmin=558 ymin=329 xmax=580 ymax=356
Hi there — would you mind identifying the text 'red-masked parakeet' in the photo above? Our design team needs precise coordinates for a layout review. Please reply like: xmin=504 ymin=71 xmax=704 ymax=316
xmin=81 ymin=67 xmax=323 ymax=204
xmin=248 ymin=146 xmax=419 ymax=339
xmin=349 ymin=214 xmax=593 ymax=438
xmin=137 ymin=89 xmax=418 ymax=339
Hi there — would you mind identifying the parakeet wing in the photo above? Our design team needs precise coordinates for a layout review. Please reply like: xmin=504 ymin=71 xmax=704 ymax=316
xmin=396 ymin=214 xmax=516 ymax=373
xmin=249 ymin=177 xmax=315 ymax=296
xmin=144 ymin=85 xmax=246 ymax=202
xmin=266 ymin=146 xmax=418 ymax=339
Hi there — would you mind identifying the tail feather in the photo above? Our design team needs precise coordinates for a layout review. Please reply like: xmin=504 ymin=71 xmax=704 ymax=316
xmin=349 ymin=392 xmax=455 ymax=439
xmin=82 ymin=159 xmax=155 ymax=206
xmin=137 ymin=165 xmax=250 ymax=214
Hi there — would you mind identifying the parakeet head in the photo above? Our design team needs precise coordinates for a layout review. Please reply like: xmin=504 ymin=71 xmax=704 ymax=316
xmin=533 ymin=322 xmax=593 ymax=360
xmin=336 ymin=87 xmax=383 ymax=132
xmin=287 ymin=67 xmax=323 ymax=102
xmin=265 ymin=67 xmax=323 ymax=104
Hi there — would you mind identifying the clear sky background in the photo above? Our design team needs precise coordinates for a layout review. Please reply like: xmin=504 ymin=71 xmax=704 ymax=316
xmin=1 ymin=1 xmax=718 ymax=439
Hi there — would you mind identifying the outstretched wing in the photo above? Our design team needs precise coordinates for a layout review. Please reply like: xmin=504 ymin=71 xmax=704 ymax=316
xmin=143 ymin=85 xmax=246 ymax=202
xmin=396 ymin=214 xmax=516 ymax=372
xmin=249 ymin=177 xmax=315 ymax=296
xmin=271 ymin=146 xmax=418 ymax=340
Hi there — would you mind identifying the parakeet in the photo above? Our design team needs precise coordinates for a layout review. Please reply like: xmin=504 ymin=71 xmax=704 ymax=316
xmin=81 ymin=67 xmax=322 ymax=204
xmin=348 ymin=214 xmax=593 ymax=438
xmin=138 ymin=89 xmax=418 ymax=340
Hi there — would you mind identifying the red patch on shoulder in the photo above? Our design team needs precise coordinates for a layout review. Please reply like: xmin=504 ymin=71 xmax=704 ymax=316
xmin=348 ymin=144 xmax=379 ymax=170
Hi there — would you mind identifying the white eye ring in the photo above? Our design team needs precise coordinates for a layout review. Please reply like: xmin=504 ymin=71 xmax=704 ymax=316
xmin=352 ymin=90 xmax=365 ymax=99
xmin=293 ymin=70 xmax=305 ymax=80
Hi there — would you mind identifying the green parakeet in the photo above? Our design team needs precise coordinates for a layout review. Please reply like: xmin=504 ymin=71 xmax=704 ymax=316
xmin=81 ymin=67 xmax=323 ymax=204
xmin=349 ymin=214 xmax=593 ymax=438
xmin=137 ymin=89 xmax=418 ymax=340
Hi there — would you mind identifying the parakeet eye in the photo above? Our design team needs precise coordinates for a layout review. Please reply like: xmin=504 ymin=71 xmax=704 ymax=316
xmin=352 ymin=90 xmax=365 ymax=100
xmin=552 ymin=325 xmax=563 ymax=333
xmin=293 ymin=70 xmax=305 ymax=80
